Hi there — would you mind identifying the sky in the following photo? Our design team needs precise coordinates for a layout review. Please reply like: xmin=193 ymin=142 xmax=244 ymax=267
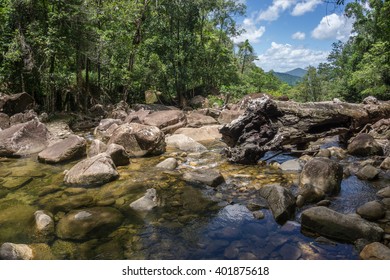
xmin=232 ymin=0 xmax=355 ymax=72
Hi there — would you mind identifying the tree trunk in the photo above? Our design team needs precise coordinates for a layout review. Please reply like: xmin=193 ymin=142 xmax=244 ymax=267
xmin=220 ymin=97 xmax=390 ymax=164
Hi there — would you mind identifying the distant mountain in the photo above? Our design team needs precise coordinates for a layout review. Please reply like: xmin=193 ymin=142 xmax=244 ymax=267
xmin=285 ymin=68 xmax=307 ymax=78
xmin=270 ymin=68 xmax=307 ymax=86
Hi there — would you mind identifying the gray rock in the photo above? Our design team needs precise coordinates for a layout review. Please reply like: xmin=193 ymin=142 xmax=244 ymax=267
xmin=216 ymin=204 xmax=254 ymax=226
xmin=360 ymin=242 xmax=390 ymax=260
xmin=183 ymin=169 xmax=225 ymax=188
xmin=38 ymin=135 xmax=86 ymax=164
xmin=258 ymin=184 xmax=296 ymax=223
xmin=186 ymin=112 xmax=217 ymax=128
xmin=356 ymin=164 xmax=380 ymax=180
xmin=301 ymin=206 xmax=384 ymax=242
xmin=217 ymin=109 xmax=243 ymax=124
xmin=93 ymin=118 xmax=123 ymax=140
xmin=315 ymin=149 xmax=331 ymax=158
xmin=377 ymin=186 xmax=390 ymax=198
xmin=380 ymin=157 xmax=390 ymax=170
xmin=166 ymin=134 xmax=207 ymax=152
xmin=0 ymin=112 xmax=10 ymax=129
xmin=34 ymin=210 xmax=54 ymax=233
xmin=56 ymin=207 xmax=124 ymax=240
xmin=125 ymin=108 xmax=151 ymax=124
xmin=105 ymin=143 xmax=130 ymax=166
xmin=347 ymin=133 xmax=383 ymax=157
xmin=280 ymin=159 xmax=303 ymax=172
xmin=87 ymin=139 xmax=107 ymax=157
xmin=155 ymin=158 xmax=178 ymax=170
xmin=357 ymin=201 xmax=386 ymax=221
xmin=189 ymin=95 xmax=208 ymax=108
xmin=299 ymin=158 xmax=343 ymax=204
xmin=0 ymin=119 xmax=49 ymax=157
xmin=108 ymin=123 xmax=166 ymax=157
xmin=0 ymin=243 xmax=33 ymax=260
xmin=64 ymin=153 xmax=119 ymax=186
xmin=174 ymin=125 xmax=222 ymax=142
xmin=129 ymin=188 xmax=158 ymax=211
xmin=143 ymin=110 xmax=187 ymax=134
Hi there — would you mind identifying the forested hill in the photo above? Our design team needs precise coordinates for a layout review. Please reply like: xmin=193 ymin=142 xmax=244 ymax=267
xmin=0 ymin=0 xmax=389 ymax=113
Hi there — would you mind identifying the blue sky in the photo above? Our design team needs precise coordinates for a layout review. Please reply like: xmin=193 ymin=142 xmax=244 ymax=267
xmin=232 ymin=0 xmax=355 ymax=72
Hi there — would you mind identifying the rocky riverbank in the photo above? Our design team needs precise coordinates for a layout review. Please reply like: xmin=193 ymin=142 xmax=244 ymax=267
xmin=0 ymin=93 xmax=389 ymax=260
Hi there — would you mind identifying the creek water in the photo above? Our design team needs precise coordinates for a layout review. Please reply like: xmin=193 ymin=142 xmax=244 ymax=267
xmin=0 ymin=137 xmax=385 ymax=260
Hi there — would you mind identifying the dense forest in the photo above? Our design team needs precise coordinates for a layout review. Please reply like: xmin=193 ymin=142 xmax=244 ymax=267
xmin=0 ymin=0 xmax=389 ymax=113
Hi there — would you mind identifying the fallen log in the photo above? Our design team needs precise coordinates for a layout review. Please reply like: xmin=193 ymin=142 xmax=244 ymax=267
xmin=219 ymin=97 xmax=390 ymax=164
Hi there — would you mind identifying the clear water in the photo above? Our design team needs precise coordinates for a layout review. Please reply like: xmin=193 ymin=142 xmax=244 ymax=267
xmin=1 ymin=140 xmax=381 ymax=260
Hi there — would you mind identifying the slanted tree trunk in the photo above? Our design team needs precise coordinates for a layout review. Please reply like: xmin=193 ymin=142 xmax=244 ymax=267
xmin=220 ymin=97 xmax=390 ymax=164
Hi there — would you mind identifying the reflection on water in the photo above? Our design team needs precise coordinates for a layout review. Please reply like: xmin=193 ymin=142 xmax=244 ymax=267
xmin=0 ymin=141 xmax=375 ymax=260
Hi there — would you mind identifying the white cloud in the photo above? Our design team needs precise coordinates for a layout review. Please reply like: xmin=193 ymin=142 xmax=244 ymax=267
xmin=258 ymin=0 xmax=296 ymax=21
xmin=233 ymin=18 xmax=266 ymax=44
xmin=292 ymin=31 xmax=306 ymax=40
xmin=256 ymin=42 xmax=329 ymax=72
xmin=292 ymin=0 xmax=322 ymax=16
xmin=311 ymin=13 xmax=354 ymax=41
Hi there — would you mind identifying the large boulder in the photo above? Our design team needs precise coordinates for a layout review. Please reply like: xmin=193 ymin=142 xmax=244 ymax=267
xmin=87 ymin=139 xmax=107 ymax=158
xmin=174 ymin=125 xmax=222 ymax=143
xmin=56 ymin=207 xmax=124 ymax=240
xmin=360 ymin=242 xmax=390 ymax=260
xmin=186 ymin=112 xmax=217 ymax=128
xmin=258 ymin=184 xmax=296 ymax=223
xmin=38 ymin=135 xmax=87 ymax=164
xmin=166 ymin=134 xmax=207 ymax=152
xmin=143 ymin=110 xmax=187 ymax=134
xmin=301 ymin=206 xmax=384 ymax=242
xmin=129 ymin=188 xmax=158 ymax=211
xmin=108 ymin=123 xmax=166 ymax=157
xmin=93 ymin=118 xmax=123 ymax=140
xmin=217 ymin=109 xmax=243 ymax=124
xmin=0 ymin=92 xmax=34 ymax=115
xmin=105 ymin=143 xmax=130 ymax=166
xmin=298 ymin=158 xmax=343 ymax=204
xmin=347 ymin=133 xmax=383 ymax=156
xmin=10 ymin=110 xmax=38 ymax=125
xmin=64 ymin=153 xmax=119 ymax=186
xmin=0 ymin=112 xmax=10 ymax=129
xmin=0 ymin=119 xmax=49 ymax=157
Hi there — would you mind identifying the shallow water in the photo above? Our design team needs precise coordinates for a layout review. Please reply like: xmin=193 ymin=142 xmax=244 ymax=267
xmin=1 ymin=139 xmax=385 ymax=260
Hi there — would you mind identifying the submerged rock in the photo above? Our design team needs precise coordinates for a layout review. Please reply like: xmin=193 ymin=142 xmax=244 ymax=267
xmin=34 ymin=210 xmax=54 ymax=233
xmin=183 ymin=169 xmax=225 ymax=188
xmin=129 ymin=188 xmax=158 ymax=212
xmin=0 ymin=243 xmax=33 ymax=260
xmin=347 ymin=133 xmax=383 ymax=157
xmin=56 ymin=207 xmax=124 ymax=240
xmin=64 ymin=153 xmax=119 ymax=186
xmin=301 ymin=206 xmax=383 ymax=242
xmin=258 ymin=184 xmax=295 ymax=223
xmin=155 ymin=158 xmax=178 ymax=170
xmin=38 ymin=135 xmax=86 ymax=164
